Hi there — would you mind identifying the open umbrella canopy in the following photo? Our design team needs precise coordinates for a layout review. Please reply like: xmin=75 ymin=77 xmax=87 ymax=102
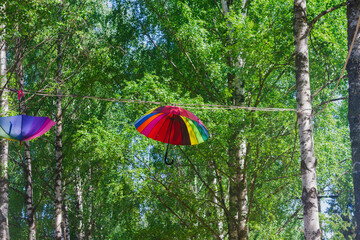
xmin=0 ymin=115 xmax=56 ymax=142
xmin=135 ymin=106 xmax=209 ymax=146
xmin=135 ymin=106 xmax=210 ymax=165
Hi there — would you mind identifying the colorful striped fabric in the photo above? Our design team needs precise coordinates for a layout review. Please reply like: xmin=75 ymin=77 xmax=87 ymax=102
xmin=135 ymin=106 xmax=209 ymax=145
xmin=0 ymin=115 xmax=56 ymax=143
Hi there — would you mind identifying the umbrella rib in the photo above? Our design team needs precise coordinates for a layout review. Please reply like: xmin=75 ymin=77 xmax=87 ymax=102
xmin=176 ymin=115 xmax=190 ymax=145
xmin=166 ymin=118 xmax=174 ymax=145
xmin=151 ymin=114 xmax=168 ymax=141
xmin=0 ymin=123 xmax=13 ymax=140
xmin=164 ymin=118 xmax=174 ymax=165
xmin=160 ymin=114 xmax=172 ymax=143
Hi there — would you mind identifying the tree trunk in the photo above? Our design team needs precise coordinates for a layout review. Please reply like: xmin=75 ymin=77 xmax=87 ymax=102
xmin=55 ymin=8 xmax=64 ymax=238
xmin=0 ymin=3 xmax=9 ymax=240
xmin=55 ymin=64 xmax=64 ymax=240
xmin=221 ymin=1 xmax=248 ymax=239
xmin=64 ymin=197 xmax=70 ymax=240
xmin=347 ymin=1 xmax=360 ymax=239
xmin=213 ymin=174 xmax=224 ymax=239
xmin=75 ymin=168 xmax=84 ymax=240
xmin=24 ymin=140 xmax=36 ymax=240
xmin=228 ymin=140 xmax=247 ymax=240
xmin=16 ymin=36 xmax=37 ymax=240
xmin=86 ymin=167 xmax=93 ymax=240
xmin=294 ymin=0 xmax=321 ymax=239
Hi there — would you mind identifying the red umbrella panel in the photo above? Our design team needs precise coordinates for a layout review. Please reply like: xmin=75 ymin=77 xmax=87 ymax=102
xmin=135 ymin=106 xmax=210 ymax=164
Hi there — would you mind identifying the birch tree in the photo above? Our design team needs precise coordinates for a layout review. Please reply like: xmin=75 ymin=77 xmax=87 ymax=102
xmin=75 ymin=168 xmax=85 ymax=240
xmin=55 ymin=1 xmax=65 ymax=238
xmin=0 ymin=3 xmax=9 ymax=240
xmin=220 ymin=1 xmax=248 ymax=238
xmin=55 ymin=39 xmax=65 ymax=240
xmin=294 ymin=0 xmax=321 ymax=239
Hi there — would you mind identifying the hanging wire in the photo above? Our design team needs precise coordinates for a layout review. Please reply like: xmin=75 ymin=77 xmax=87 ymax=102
xmin=5 ymin=88 xmax=297 ymax=112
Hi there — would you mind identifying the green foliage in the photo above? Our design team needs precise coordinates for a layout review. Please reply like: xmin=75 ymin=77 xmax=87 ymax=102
xmin=2 ymin=0 xmax=351 ymax=239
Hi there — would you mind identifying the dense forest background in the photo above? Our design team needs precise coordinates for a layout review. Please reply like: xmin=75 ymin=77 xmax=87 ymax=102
xmin=0 ymin=0 xmax=355 ymax=239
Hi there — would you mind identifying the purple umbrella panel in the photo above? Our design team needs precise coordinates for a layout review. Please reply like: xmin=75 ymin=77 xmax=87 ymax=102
xmin=0 ymin=115 xmax=56 ymax=143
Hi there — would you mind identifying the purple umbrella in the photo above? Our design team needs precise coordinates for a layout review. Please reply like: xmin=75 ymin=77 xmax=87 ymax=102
xmin=0 ymin=115 xmax=55 ymax=143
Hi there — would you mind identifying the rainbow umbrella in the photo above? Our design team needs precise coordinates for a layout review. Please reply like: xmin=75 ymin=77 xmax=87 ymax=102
xmin=135 ymin=105 xmax=209 ymax=164
xmin=0 ymin=115 xmax=56 ymax=144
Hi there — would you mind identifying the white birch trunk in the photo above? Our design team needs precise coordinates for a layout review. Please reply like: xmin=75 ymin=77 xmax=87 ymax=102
xmin=294 ymin=0 xmax=321 ymax=239
xmin=55 ymin=83 xmax=64 ymax=239
xmin=213 ymin=174 xmax=224 ymax=239
xmin=86 ymin=167 xmax=93 ymax=240
xmin=237 ymin=141 xmax=248 ymax=239
xmin=75 ymin=168 xmax=84 ymax=240
xmin=228 ymin=140 xmax=247 ymax=240
xmin=24 ymin=141 xmax=36 ymax=240
xmin=55 ymin=75 xmax=64 ymax=240
xmin=55 ymin=6 xmax=64 ymax=237
xmin=64 ymin=198 xmax=70 ymax=240
xmin=0 ymin=3 xmax=9 ymax=239
xmin=55 ymin=68 xmax=64 ymax=240
xmin=221 ymin=1 xmax=248 ymax=239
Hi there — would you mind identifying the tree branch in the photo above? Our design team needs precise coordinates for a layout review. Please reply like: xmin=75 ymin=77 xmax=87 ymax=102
xmin=307 ymin=2 xmax=346 ymax=34
xmin=313 ymin=96 xmax=348 ymax=114
xmin=142 ymin=0 xmax=220 ymax=102
xmin=9 ymin=186 xmax=26 ymax=199
xmin=177 ymin=146 xmax=234 ymax=221
xmin=312 ymin=75 xmax=348 ymax=99
xmin=275 ymin=207 xmax=302 ymax=235
xmin=136 ymin=155 xmax=221 ymax=240
xmin=148 ymin=186 xmax=190 ymax=228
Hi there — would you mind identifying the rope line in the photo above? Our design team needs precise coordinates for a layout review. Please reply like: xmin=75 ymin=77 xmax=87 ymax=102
xmin=5 ymin=88 xmax=297 ymax=112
